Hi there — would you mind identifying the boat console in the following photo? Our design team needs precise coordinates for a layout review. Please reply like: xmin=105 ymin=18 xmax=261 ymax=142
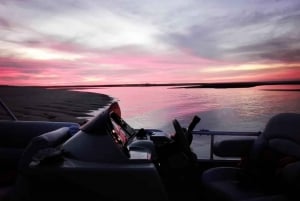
xmin=17 ymin=102 xmax=196 ymax=201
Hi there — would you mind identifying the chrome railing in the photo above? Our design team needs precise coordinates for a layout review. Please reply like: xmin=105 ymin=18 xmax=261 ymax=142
xmin=192 ymin=130 xmax=261 ymax=160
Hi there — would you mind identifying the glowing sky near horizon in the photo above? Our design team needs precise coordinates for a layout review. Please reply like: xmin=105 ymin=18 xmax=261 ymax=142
xmin=0 ymin=0 xmax=300 ymax=86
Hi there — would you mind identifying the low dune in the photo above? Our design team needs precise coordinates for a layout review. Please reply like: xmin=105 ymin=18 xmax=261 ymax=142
xmin=0 ymin=86 xmax=113 ymax=125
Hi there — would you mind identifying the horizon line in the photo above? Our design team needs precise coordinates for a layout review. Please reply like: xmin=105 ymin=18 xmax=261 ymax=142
xmin=1 ymin=80 xmax=300 ymax=89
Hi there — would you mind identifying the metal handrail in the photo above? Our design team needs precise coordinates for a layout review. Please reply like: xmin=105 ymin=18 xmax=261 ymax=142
xmin=0 ymin=98 xmax=18 ymax=121
xmin=192 ymin=130 xmax=261 ymax=160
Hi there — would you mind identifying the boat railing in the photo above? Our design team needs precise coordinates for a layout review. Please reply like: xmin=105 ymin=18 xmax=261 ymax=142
xmin=192 ymin=130 xmax=261 ymax=160
xmin=0 ymin=98 xmax=18 ymax=121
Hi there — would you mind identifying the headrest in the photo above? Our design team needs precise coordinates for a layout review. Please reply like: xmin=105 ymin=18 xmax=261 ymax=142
xmin=263 ymin=113 xmax=300 ymax=143
xmin=19 ymin=126 xmax=79 ymax=169
xmin=263 ymin=113 xmax=300 ymax=158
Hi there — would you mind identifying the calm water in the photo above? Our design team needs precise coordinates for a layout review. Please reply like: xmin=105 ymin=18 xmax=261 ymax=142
xmin=77 ymin=85 xmax=300 ymax=158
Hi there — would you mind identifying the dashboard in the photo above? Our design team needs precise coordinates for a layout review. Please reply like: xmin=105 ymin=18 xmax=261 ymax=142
xmin=109 ymin=108 xmax=172 ymax=161
xmin=110 ymin=111 xmax=137 ymax=146
xmin=109 ymin=111 xmax=158 ymax=160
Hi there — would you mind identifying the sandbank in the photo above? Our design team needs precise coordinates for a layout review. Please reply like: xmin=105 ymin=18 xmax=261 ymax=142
xmin=0 ymin=86 xmax=113 ymax=125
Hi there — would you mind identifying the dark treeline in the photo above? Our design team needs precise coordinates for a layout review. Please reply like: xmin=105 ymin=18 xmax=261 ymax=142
xmin=10 ymin=80 xmax=300 ymax=89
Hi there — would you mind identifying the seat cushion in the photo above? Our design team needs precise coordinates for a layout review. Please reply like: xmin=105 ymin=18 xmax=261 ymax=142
xmin=201 ymin=167 xmax=265 ymax=201
xmin=241 ymin=195 xmax=289 ymax=201
xmin=0 ymin=186 xmax=12 ymax=201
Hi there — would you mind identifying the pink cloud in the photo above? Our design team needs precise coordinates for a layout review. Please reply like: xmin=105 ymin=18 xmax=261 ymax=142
xmin=1 ymin=43 xmax=300 ymax=86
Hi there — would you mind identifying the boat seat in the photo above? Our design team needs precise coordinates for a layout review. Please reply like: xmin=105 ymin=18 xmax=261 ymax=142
xmin=1 ymin=125 xmax=79 ymax=201
xmin=201 ymin=113 xmax=300 ymax=201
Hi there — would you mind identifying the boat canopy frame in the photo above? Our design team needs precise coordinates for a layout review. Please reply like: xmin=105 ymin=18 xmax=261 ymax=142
xmin=0 ymin=98 xmax=17 ymax=121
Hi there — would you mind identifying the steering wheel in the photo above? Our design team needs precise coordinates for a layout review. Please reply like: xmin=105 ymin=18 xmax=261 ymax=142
xmin=172 ymin=119 xmax=191 ymax=154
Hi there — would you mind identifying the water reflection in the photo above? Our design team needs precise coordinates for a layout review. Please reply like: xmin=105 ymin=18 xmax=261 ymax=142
xmin=78 ymin=86 xmax=300 ymax=133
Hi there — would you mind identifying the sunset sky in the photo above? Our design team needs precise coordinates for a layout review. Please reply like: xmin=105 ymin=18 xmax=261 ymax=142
xmin=1 ymin=0 xmax=300 ymax=86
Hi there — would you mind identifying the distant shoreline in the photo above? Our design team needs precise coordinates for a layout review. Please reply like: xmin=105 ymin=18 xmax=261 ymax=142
xmin=262 ymin=89 xmax=300 ymax=92
xmin=172 ymin=80 xmax=300 ymax=89
xmin=0 ymin=86 xmax=113 ymax=124
xmin=3 ymin=80 xmax=299 ymax=89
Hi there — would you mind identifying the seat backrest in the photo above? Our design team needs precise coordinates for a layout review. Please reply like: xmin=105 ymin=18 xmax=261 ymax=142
xmin=263 ymin=113 xmax=300 ymax=158
xmin=18 ymin=125 xmax=79 ymax=169
xmin=248 ymin=113 xmax=300 ymax=159
xmin=13 ymin=126 xmax=79 ymax=201
xmin=243 ymin=113 xmax=300 ymax=191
